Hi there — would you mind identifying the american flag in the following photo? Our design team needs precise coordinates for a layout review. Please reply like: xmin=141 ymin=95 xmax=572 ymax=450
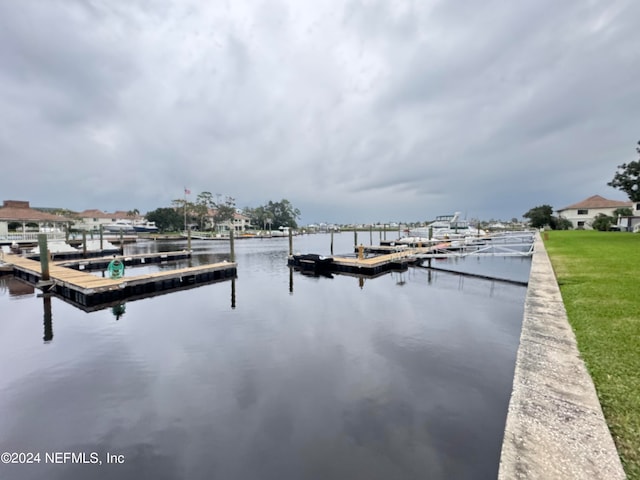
xmin=184 ymin=187 xmax=191 ymax=195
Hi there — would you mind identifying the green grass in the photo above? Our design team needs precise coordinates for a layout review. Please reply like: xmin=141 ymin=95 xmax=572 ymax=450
xmin=544 ymin=230 xmax=640 ymax=479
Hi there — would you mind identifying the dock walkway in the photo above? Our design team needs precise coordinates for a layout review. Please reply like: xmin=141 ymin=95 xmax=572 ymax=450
xmin=4 ymin=254 xmax=236 ymax=307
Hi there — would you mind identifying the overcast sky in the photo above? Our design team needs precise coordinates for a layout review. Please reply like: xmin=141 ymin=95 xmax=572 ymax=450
xmin=1 ymin=0 xmax=639 ymax=224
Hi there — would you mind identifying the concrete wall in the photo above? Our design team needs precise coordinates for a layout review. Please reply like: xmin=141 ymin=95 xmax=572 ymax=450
xmin=498 ymin=232 xmax=625 ymax=479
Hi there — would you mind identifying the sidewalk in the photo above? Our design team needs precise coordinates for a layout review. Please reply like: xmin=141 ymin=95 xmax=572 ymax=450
xmin=498 ymin=232 xmax=625 ymax=479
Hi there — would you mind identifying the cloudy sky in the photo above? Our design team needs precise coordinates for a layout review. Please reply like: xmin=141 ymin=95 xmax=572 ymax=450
xmin=1 ymin=0 xmax=639 ymax=224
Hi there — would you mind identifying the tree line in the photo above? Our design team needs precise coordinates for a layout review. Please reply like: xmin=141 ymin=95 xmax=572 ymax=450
xmin=145 ymin=194 xmax=301 ymax=233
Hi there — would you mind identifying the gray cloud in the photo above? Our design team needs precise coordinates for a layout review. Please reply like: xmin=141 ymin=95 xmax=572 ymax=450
xmin=1 ymin=0 xmax=639 ymax=224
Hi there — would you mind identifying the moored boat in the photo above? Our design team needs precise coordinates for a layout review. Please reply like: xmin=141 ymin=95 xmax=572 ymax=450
xmin=408 ymin=212 xmax=485 ymax=239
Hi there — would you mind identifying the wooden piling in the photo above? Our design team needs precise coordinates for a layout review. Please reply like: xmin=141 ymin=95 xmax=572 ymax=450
xmin=288 ymin=227 xmax=293 ymax=255
xmin=37 ymin=234 xmax=50 ymax=281
xmin=330 ymin=231 xmax=334 ymax=255
xmin=82 ymin=231 xmax=87 ymax=257
xmin=230 ymin=229 xmax=235 ymax=262
xmin=354 ymin=229 xmax=358 ymax=248
xmin=369 ymin=225 xmax=373 ymax=245
xmin=99 ymin=225 xmax=104 ymax=251
xmin=187 ymin=226 xmax=192 ymax=252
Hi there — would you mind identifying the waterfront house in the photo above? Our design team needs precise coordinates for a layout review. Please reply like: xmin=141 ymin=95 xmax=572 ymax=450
xmin=0 ymin=200 xmax=71 ymax=241
xmin=557 ymin=195 xmax=633 ymax=229
xmin=73 ymin=209 xmax=140 ymax=231
xmin=204 ymin=209 xmax=251 ymax=232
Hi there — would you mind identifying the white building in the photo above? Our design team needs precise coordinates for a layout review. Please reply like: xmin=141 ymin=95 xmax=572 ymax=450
xmin=557 ymin=195 xmax=633 ymax=229
xmin=616 ymin=200 xmax=640 ymax=232
xmin=73 ymin=209 xmax=139 ymax=231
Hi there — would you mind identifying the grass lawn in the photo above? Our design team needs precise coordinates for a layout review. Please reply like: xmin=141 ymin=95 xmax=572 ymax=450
xmin=544 ymin=230 xmax=640 ymax=479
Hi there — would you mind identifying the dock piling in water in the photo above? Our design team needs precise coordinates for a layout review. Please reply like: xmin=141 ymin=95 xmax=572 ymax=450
xmin=37 ymin=234 xmax=50 ymax=281
xmin=230 ymin=229 xmax=235 ymax=262
xmin=288 ymin=228 xmax=293 ymax=256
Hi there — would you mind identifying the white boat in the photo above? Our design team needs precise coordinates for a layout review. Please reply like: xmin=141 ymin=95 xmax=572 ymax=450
xmin=408 ymin=212 xmax=485 ymax=239
xmin=103 ymin=220 xmax=136 ymax=234
xmin=132 ymin=221 xmax=159 ymax=233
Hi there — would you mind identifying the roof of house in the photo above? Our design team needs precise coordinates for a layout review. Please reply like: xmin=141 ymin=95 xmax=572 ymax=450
xmin=76 ymin=209 xmax=139 ymax=220
xmin=0 ymin=200 xmax=72 ymax=222
xmin=558 ymin=195 xmax=633 ymax=211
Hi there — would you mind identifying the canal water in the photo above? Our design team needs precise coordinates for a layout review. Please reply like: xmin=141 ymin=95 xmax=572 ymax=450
xmin=0 ymin=233 xmax=530 ymax=480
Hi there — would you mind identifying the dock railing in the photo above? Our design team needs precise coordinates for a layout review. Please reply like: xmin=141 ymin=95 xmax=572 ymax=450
xmin=0 ymin=232 xmax=67 ymax=242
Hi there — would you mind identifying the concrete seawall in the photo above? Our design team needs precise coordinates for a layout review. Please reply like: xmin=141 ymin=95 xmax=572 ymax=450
xmin=499 ymin=232 xmax=626 ymax=479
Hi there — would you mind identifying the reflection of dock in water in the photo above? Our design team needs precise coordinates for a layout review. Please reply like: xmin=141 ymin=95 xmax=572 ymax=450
xmin=3 ymin=253 xmax=236 ymax=308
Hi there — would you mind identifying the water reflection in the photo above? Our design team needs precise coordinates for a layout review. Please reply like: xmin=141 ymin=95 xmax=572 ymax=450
xmin=0 ymin=235 xmax=530 ymax=480
xmin=111 ymin=303 xmax=127 ymax=320
xmin=42 ymin=294 xmax=53 ymax=342
xmin=0 ymin=276 xmax=35 ymax=298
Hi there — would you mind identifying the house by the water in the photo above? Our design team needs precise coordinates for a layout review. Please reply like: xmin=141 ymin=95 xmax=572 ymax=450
xmin=557 ymin=195 xmax=634 ymax=230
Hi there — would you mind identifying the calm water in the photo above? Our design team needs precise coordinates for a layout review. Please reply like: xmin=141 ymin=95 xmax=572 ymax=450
xmin=0 ymin=234 xmax=530 ymax=480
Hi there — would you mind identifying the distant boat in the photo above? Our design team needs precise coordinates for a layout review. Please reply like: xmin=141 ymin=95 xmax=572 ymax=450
xmin=103 ymin=221 xmax=136 ymax=234
xmin=132 ymin=221 xmax=159 ymax=233
xmin=408 ymin=212 xmax=485 ymax=239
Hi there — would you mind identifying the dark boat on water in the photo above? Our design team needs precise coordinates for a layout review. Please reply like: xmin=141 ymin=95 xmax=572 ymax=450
xmin=289 ymin=253 xmax=334 ymax=274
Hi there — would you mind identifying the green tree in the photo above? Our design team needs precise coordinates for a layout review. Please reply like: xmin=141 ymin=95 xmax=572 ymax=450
xmin=591 ymin=213 xmax=615 ymax=231
xmin=212 ymin=196 xmax=236 ymax=230
xmin=262 ymin=199 xmax=301 ymax=229
xmin=613 ymin=207 xmax=633 ymax=218
xmin=171 ymin=198 xmax=199 ymax=230
xmin=195 ymin=192 xmax=215 ymax=230
xmin=608 ymin=141 xmax=640 ymax=201
xmin=555 ymin=217 xmax=573 ymax=230
xmin=523 ymin=205 xmax=554 ymax=229
xmin=146 ymin=207 xmax=183 ymax=232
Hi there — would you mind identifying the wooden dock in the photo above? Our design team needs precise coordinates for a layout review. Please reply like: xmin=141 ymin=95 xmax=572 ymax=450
xmin=289 ymin=247 xmax=432 ymax=276
xmin=4 ymin=254 xmax=236 ymax=307
xmin=53 ymin=251 xmax=191 ymax=270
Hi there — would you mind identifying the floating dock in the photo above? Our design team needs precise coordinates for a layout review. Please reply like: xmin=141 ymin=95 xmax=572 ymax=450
xmin=289 ymin=247 xmax=431 ymax=277
xmin=54 ymin=251 xmax=191 ymax=270
xmin=3 ymin=254 xmax=236 ymax=307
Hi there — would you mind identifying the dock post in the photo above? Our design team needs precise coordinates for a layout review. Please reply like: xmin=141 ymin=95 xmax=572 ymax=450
xmin=99 ymin=225 xmax=104 ymax=251
xmin=330 ymin=231 xmax=334 ymax=255
xmin=358 ymin=244 xmax=364 ymax=260
xmin=354 ymin=229 xmax=357 ymax=248
xmin=369 ymin=225 xmax=373 ymax=245
xmin=82 ymin=231 xmax=87 ymax=258
xmin=288 ymin=227 xmax=293 ymax=256
xmin=428 ymin=227 xmax=433 ymax=268
xmin=37 ymin=234 xmax=50 ymax=281
xmin=187 ymin=226 xmax=192 ymax=252
xmin=383 ymin=224 xmax=386 ymax=241
xmin=119 ymin=231 xmax=124 ymax=253
xmin=230 ymin=229 xmax=235 ymax=262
